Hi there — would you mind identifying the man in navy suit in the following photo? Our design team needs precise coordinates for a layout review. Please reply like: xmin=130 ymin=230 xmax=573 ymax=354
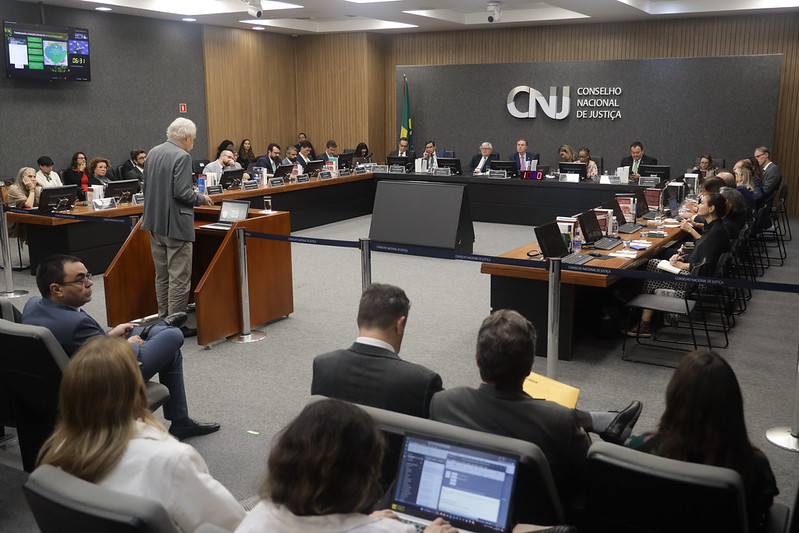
xmin=22 ymin=254 xmax=220 ymax=440
xmin=388 ymin=136 xmax=416 ymax=161
xmin=255 ymin=143 xmax=282 ymax=175
xmin=509 ymin=139 xmax=540 ymax=174
xmin=469 ymin=141 xmax=499 ymax=173
xmin=320 ymin=140 xmax=338 ymax=163
xmin=420 ymin=139 xmax=448 ymax=171
xmin=311 ymin=283 xmax=443 ymax=418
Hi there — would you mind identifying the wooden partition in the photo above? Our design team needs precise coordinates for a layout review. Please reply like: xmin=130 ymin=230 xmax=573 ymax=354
xmin=104 ymin=208 xmax=293 ymax=345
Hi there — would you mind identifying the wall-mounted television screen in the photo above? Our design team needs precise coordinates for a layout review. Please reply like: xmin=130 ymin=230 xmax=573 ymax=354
xmin=4 ymin=20 xmax=91 ymax=81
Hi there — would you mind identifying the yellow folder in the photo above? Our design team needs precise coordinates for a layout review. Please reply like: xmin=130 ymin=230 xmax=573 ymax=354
xmin=523 ymin=371 xmax=580 ymax=409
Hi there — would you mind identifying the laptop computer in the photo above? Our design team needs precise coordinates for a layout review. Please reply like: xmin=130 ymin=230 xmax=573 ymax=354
xmin=577 ymin=210 xmax=620 ymax=250
xmin=534 ymin=221 xmax=593 ymax=264
xmin=390 ymin=433 xmax=519 ymax=533
xmin=198 ymin=199 xmax=250 ymax=231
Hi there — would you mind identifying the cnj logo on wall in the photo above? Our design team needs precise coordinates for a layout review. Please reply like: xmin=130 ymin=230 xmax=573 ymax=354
xmin=507 ymin=86 xmax=570 ymax=120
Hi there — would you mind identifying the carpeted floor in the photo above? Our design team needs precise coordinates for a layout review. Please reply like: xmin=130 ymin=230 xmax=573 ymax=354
xmin=1 ymin=214 xmax=797 ymax=531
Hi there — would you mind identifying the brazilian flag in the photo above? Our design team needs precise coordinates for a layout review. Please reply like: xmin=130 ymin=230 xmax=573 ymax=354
xmin=400 ymin=75 xmax=412 ymax=151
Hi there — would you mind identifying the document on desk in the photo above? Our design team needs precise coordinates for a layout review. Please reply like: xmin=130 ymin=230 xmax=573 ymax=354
xmin=609 ymin=249 xmax=638 ymax=258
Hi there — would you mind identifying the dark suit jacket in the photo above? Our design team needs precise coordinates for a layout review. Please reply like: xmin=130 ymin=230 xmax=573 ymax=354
xmin=320 ymin=152 xmax=338 ymax=163
xmin=761 ymin=162 xmax=782 ymax=204
xmin=255 ymin=155 xmax=280 ymax=174
xmin=388 ymin=150 xmax=416 ymax=160
xmin=619 ymin=154 xmax=658 ymax=169
xmin=122 ymin=165 xmax=144 ymax=183
xmin=509 ymin=152 xmax=541 ymax=173
xmin=311 ymin=342 xmax=443 ymax=418
xmin=22 ymin=297 xmax=110 ymax=356
xmin=469 ymin=153 xmax=499 ymax=172
xmin=430 ymin=384 xmax=590 ymax=506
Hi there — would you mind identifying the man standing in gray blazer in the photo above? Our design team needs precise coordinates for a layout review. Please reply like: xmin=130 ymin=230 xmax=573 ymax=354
xmin=311 ymin=283 xmax=443 ymax=418
xmin=142 ymin=118 xmax=212 ymax=337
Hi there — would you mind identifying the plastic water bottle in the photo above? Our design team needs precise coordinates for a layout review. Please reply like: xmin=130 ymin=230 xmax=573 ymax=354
xmin=573 ymin=235 xmax=582 ymax=253
xmin=611 ymin=216 xmax=619 ymax=237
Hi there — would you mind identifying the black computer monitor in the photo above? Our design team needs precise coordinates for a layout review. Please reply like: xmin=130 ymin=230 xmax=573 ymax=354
xmin=600 ymin=198 xmax=626 ymax=224
xmin=104 ymin=179 xmax=140 ymax=203
xmin=38 ymin=185 xmax=78 ymax=212
xmin=304 ymin=160 xmax=325 ymax=177
xmin=488 ymin=160 xmax=518 ymax=177
xmin=638 ymin=164 xmax=670 ymax=181
xmin=558 ymin=162 xmax=588 ymax=180
xmin=353 ymin=155 xmax=372 ymax=166
xmin=435 ymin=157 xmax=462 ymax=175
xmin=337 ymin=152 xmax=354 ymax=169
xmin=273 ymin=164 xmax=294 ymax=179
xmin=533 ymin=221 xmax=569 ymax=259
xmin=220 ymin=168 xmax=245 ymax=190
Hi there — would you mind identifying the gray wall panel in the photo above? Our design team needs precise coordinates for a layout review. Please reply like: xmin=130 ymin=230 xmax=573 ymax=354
xmin=0 ymin=1 xmax=207 ymax=178
xmin=397 ymin=56 xmax=780 ymax=174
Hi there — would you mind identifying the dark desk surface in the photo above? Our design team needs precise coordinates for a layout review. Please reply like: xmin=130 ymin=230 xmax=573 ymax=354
xmin=481 ymin=221 xmax=686 ymax=287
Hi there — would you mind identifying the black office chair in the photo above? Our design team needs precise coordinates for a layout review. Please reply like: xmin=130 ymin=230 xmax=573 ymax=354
xmin=24 ymin=464 xmax=181 ymax=533
xmin=309 ymin=395 xmax=566 ymax=527
xmin=585 ymin=441 xmax=750 ymax=533
xmin=0 ymin=318 xmax=170 ymax=471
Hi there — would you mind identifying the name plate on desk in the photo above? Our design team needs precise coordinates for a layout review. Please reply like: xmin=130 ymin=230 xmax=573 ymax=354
xmin=132 ymin=192 xmax=145 ymax=205
xmin=488 ymin=170 xmax=509 ymax=179
xmin=318 ymin=171 xmax=333 ymax=180
xmin=600 ymin=175 xmax=621 ymax=185
xmin=242 ymin=180 xmax=260 ymax=191
xmin=373 ymin=165 xmax=388 ymax=173
xmin=339 ymin=169 xmax=351 ymax=177
xmin=355 ymin=168 xmax=369 ymax=175
xmin=296 ymin=174 xmax=311 ymax=183
xmin=269 ymin=177 xmax=285 ymax=187
xmin=92 ymin=197 xmax=117 ymax=211
xmin=639 ymin=176 xmax=661 ymax=187
xmin=206 ymin=185 xmax=224 ymax=195
xmin=389 ymin=165 xmax=406 ymax=174
xmin=433 ymin=167 xmax=452 ymax=176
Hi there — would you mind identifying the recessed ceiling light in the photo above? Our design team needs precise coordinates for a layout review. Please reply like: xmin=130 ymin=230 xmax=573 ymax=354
xmin=252 ymin=26 xmax=266 ymax=30
xmin=95 ymin=6 xmax=112 ymax=11
xmin=182 ymin=17 xmax=196 ymax=21
xmin=345 ymin=0 xmax=401 ymax=3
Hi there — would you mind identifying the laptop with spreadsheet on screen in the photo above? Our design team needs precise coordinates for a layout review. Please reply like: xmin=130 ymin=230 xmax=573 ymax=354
xmin=198 ymin=199 xmax=250 ymax=231
xmin=390 ymin=433 xmax=518 ymax=533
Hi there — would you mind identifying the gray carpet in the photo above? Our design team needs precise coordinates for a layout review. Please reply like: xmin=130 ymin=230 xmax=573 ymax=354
xmin=1 ymin=215 xmax=797 ymax=531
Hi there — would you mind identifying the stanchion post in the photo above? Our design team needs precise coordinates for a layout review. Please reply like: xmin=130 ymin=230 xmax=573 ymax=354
xmin=360 ymin=238 xmax=372 ymax=291
xmin=0 ymin=202 xmax=28 ymax=298
xmin=766 ymin=341 xmax=799 ymax=452
xmin=546 ymin=258 xmax=561 ymax=379
xmin=227 ymin=227 xmax=265 ymax=343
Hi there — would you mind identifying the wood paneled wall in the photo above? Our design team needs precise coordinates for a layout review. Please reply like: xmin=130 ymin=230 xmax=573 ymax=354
xmin=203 ymin=12 xmax=799 ymax=212
xmin=202 ymin=26 xmax=297 ymax=160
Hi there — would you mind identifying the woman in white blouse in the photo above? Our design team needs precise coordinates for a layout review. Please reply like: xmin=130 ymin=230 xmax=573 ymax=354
xmin=38 ymin=336 xmax=246 ymax=533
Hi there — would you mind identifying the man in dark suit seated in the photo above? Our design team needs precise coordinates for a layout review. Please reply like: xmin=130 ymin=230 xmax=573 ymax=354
xmin=121 ymin=149 xmax=146 ymax=185
xmin=430 ymin=310 xmax=642 ymax=506
xmin=419 ymin=139 xmax=448 ymax=171
xmin=754 ymin=145 xmax=782 ymax=205
xmin=311 ymin=283 xmax=443 ymax=418
xmin=619 ymin=141 xmax=657 ymax=182
xmin=22 ymin=254 xmax=220 ymax=440
xmin=255 ymin=143 xmax=282 ymax=175
xmin=388 ymin=136 xmax=416 ymax=161
xmin=320 ymin=139 xmax=338 ymax=163
xmin=509 ymin=139 xmax=540 ymax=173
xmin=469 ymin=141 xmax=499 ymax=173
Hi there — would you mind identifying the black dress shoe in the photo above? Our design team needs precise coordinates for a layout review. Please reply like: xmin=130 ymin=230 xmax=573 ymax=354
xmin=180 ymin=326 xmax=197 ymax=338
xmin=169 ymin=419 xmax=221 ymax=440
xmin=163 ymin=312 xmax=188 ymax=329
xmin=599 ymin=401 xmax=643 ymax=445
xmin=140 ymin=312 xmax=188 ymax=340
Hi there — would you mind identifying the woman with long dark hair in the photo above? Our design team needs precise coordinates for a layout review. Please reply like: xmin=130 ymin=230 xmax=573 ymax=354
xmin=627 ymin=350 xmax=778 ymax=532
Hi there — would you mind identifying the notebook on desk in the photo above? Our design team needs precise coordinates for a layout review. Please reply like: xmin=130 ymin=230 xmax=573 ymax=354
xmin=390 ymin=433 xmax=518 ymax=533
xmin=198 ymin=199 xmax=250 ymax=231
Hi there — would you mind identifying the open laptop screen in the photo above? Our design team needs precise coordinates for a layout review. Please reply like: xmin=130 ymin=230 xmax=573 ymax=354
xmin=218 ymin=200 xmax=250 ymax=223
xmin=533 ymin=222 xmax=569 ymax=259
xmin=577 ymin=210 xmax=604 ymax=244
xmin=392 ymin=433 xmax=518 ymax=533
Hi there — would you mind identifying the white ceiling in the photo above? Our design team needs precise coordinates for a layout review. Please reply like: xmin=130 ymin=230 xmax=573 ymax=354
xmin=17 ymin=0 xmax=799 ymax=35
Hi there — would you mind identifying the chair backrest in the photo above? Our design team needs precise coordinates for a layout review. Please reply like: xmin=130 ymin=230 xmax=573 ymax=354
xmin=0 ymin=319 xmax=70 ymax=471
xmin=24 ymin=464 xmax=180 ymax=533
xmin=308 ymin=395 xmax=564 ymax=525
xmin=0 ymin=297 xmax=23 ymax=322
xmin=585 ymin=441 xmax=748 ymax=533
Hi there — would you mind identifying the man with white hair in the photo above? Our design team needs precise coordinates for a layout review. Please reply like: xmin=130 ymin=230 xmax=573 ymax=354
xmin=142 ymin=117 xmax=212 ymax=337
xmin=469 ymin=141 xmax=498 ymax=173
